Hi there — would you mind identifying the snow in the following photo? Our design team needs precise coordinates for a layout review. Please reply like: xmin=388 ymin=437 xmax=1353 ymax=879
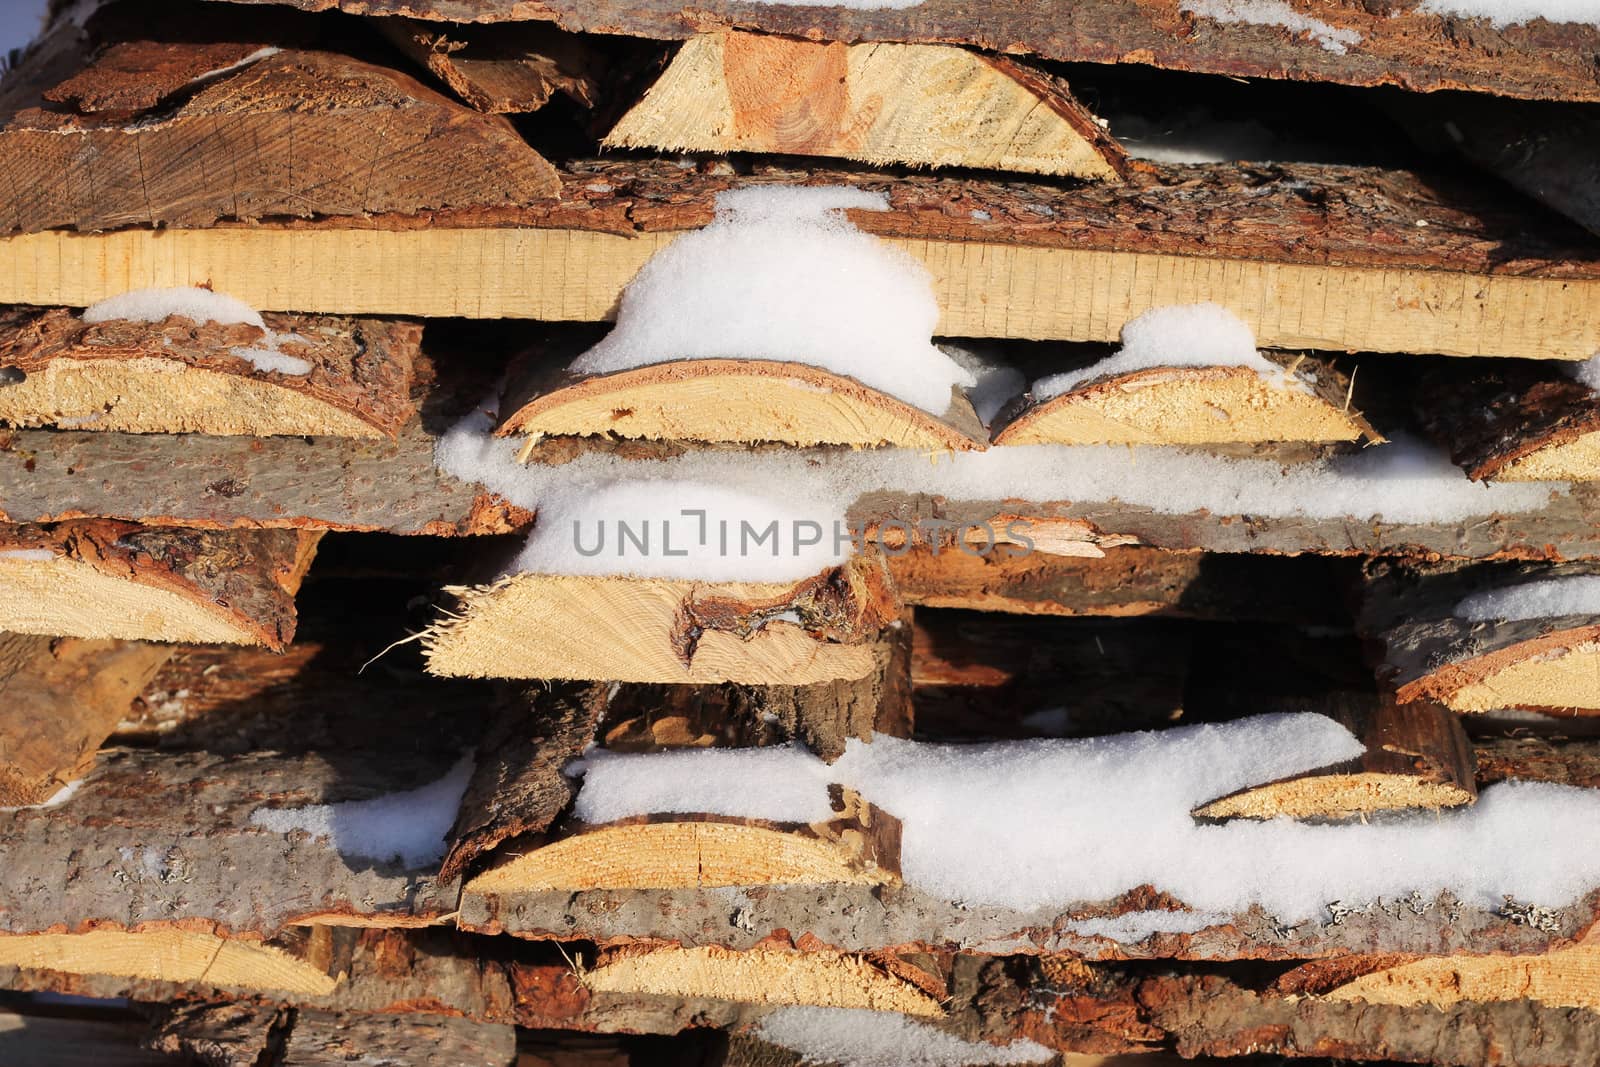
xmin=570 ymin=712 xmax=1600 ymax=921
xmin=83 ymin=287 xmax=266 ymax=330
xmin=191 ymin=46 xmax=280 ymax=84
xmin=754 ymin=1008 xmax=1054 ymax=1067
xmin=1032 ymin=304 xmax=1293 ymax=400
xmin=0 ymin=548 xmax=57 ymax=562
xmin=1179 ymin=0 xmax=1362 ymax=53
xmin=1062 ymin=909 xmax=1232 ymax=942
xmin=249 ymin=757 xmax=473 ymax=868
xmin=438 ymin=399 xmax=1562 ymax=533
xmin=943 ymin=345 xmax=1026 ymax=427
xmin=1417 ymin=0 xmax=1600 ymax=26
xmin=83 ymin=287 xmax=311 ymax=376
xmin=569 ymin=187 xmax=976 ymax=416
xmin=0 ymin=779 xmax=81 ymax=812
xmin=1570 ymin=354 xmax=1600 ymax=392
xmin=1456 ymin=574 xmax=1600 ymax=622
xmin=507 ymin=481 xmax=850 ymax=583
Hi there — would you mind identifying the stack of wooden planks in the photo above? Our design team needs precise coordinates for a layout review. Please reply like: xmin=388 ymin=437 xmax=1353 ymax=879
xmin=2 ymin=0 xmax=1600 ymax=1064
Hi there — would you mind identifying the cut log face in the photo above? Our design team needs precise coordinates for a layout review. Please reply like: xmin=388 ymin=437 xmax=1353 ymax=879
xmin=378 ymin=17 xmax=601 ymax=113
xmin=1365 ymin=561 xmax=1600 ymax=715
xmin=465 ymin=788 xmax=899 ymax=893
xmin=1193 ymin=696 xmax=1477 ymax=821
xmin=991 ymin=361 xmax=1377 ymax=447
xmin=605 ymin=31 xmax=1126 ymax=180
xmin=0 ymin=928 xmax=345 ymax=996
xmin=0 ymin=309 xmax=421 ymax=438
xmin=582 ymin=945 xmax=943 ymax=1016
xmin=0 ymin=633 xmax=172 ymax=806
xmin=1323 ymin=945 xmax=1600 ymax=1015
xmin=497 ymin=359 xmax=988 ymax=451
xmin=3 ymin=45 xmax=560 ymax=231
xmin=0 ymin=522 xmax=318 ymax=648
xmin=423 ymin=558 xmax=899 ymax=683
xmin=1416 ymin=363 xmax=1600 ymax=482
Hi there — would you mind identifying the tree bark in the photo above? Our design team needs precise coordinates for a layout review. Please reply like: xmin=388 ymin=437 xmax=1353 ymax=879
xmin=1415 ymin=360 xmax=1600 ymax=483
xmin=377 ymin=17 xmax=601 ymax=114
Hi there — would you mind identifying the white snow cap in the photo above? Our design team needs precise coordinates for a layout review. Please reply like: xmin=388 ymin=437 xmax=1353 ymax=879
xmin=1569 ymin=354 xmax=1600 ymax=393
xmin=82 ymin=287 xmax=311 ymax=375
xmin=570 ymin=712 xmax=1600 ymax=922
xmin=83 ymin=287 xmax=266 ymax=330
xmin=1457 ymin=573 xmax=1600 ymax=622
xmin=507 ymin=481 xmax=850 ymax=583
xmin=249 ymin=757 xmax=473 ymax=868
xmin=1179 ymin=0 xmax=1362 ymax=52
xmin=1033 ymin=303 xmax=1291 ymax=400
xmin=754 ymin=1007 xmax=1054 ymax=1067
xmin=571 ymin=186 xmax=976 ymax=416
xmin=1417 ymin=0 xmax=1600 ymax=26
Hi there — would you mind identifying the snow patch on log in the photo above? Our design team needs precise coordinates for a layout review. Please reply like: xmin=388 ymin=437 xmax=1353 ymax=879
xmin=249 ymin=756 xmax=474 ymax=868
xmin=0 ymin=778 xmax=81 ymax=812
xmin=439 ymin=402 xmax=1561 ymax=526
xmin=754 ymin=1007 xmax=1054 ymax=1066
xmin=1456 ymin=574 xmax=1600 ymax=622
xmin=570 ymin=713 xmax=1600 ymax=921
xmin=1062 ymin=909 xmax=1233 ymax=942
xmin=1179 ymin=0 xmax=1362 ymax=53
xmin=1033 ymin=303 xmax=1295 ymax=400
xmin=1417 ymin=0 xmax=1600 ymax=26
xmin=83 ymin=288 xmax=311 ymax=375
xmin=570 ymin=187 xmax=975 ymax=416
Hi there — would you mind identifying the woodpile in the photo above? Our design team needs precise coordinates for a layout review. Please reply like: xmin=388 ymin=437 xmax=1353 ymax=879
xmin=2 ymin=1 xmax=1600 ymax=1065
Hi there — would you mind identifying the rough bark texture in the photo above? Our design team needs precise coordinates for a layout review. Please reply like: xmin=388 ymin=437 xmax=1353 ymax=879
xmin=277 ymin=1009 xmax=518 ymax=1066
xmin=1363 ymin=559 xmax=1600 ymax=713
xmin=0 ymin=308 xmax=422 ymax=439
xmin=200 ymin=0 xmax=1600 ymax=103
xmin=1193 ymin=694 xmax=1477 ymax=821
xmin=0 ymin=521 xmax=318 ymax=648
xmin=0 ymin=39 xmax=560 ymax=231
xmin=144 ymin=1001 xmax=287 ymax=1066
xmin=2 ymin=159 xmax=1598 ymax=360
xmin=0 ymin=746 xmax=461 ymax=938
xmin=377 ymin=17 xmax=601 ymax=113
xmin=1416 ymin=361 xmax=1600 ymax=482
xmin=0 ymin=632 xmax=172 ymax=805
xmin=0 ymin=423 xmax=533 ymax=535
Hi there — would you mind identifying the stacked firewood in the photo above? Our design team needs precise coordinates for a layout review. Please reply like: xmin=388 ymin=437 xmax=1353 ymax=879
xmin=2 ymin=0 xmax=1600 ymax=1064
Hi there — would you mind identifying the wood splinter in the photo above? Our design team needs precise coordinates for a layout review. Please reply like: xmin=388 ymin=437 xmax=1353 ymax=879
xmin=0 ymin=521 xmax=318 ymax=649
xmin=0 ymin=308 xmax=421 ymax=438
xmin=497 ymin=358 xmax=989 ymax=451
xmin=993 ymin=355 xmax=1379 ymax=448
xmin=1194 ymin=694 xmax=1477 ymax=822
xmin=466 ymin=786 xmax=899 ymax=894
xmin=605 ymin=30 xmax=1128 ymax=180
xmin=423 ymin=556 xmax=899 ymax=684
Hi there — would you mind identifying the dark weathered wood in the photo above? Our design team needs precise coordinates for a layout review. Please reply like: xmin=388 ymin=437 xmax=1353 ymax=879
xmin=0 ymin=424 xmax=532 ymax=535
xmin=43 ymin=39 xmax=284 ymax=114
xmin=1194 ymin=694 xmax=1477 ymax=821
xmin=1416 ymin=360 xmax=1600 ymax=482
xmin=0 ymin=633 xmax=171 ymax=805
xmin=203 ymin=0 xmax=1600 ymax=103
xmin=278 ymin=1009 xmax=518 ymax=1066
xmin=0 ymin=521 xmax=318 ymax=648
xmin=1 ymin=41 xmax=560 ymax=231
xmin=144 ymin=1001 xmax=286 ymax=1067
xmin=377 ymin=17 xmax=600 ymax=113
xmin=0 ymin=308 xmax=422 ymax=438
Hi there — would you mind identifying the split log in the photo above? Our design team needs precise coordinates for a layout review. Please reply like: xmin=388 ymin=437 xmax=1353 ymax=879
xmin=605 ymin=31 xmax=1126 ymax=180
xmin=4 ymin=159 xmax=1599 ymax=363
xmin=1193 ymin=695 xmax=1477 ymax=821
xmin=1415 ymin=361 xmax=1600 ymax=482
xmin=464 ymin=787 xmax=898 ymax=894
xmin=423 ymin=556 xmax=899 ymax=684
xmin=0 ymin=522 xmax=318 ymax=648
xmin=0 ymin=41 xmax=560 ymax=231
xmin=200 ymin=0 xmax=1600 ymax=104
xmin=1363 ymin=560 xmax=1600 ymax=715
xmin=280 ymin=1009 xmax=518 ymax=1066
xmin=1319 ymin=944 xmax=1600 ymax=1016
xmin=0 ymin=423 xmax=533 ymax=536
xmin=0 ymin=926 xmax=353 ymax=998
xmin=991 ymin=355 xmax=1378 ymax=448
xmin=0 ymin=746 xmax=463 ymax=943
xmin=497 ymin=359 xmax=988 ymax=451
xmin=377 ymin=17 xmax=600 ymax=113
xmin=0 ymin=308 xmax=421 ymax=439
xmin=0 ymin=633 xmax=171 ymax=806
xmin=580 ymin=944 xmax=944 ymax=1017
